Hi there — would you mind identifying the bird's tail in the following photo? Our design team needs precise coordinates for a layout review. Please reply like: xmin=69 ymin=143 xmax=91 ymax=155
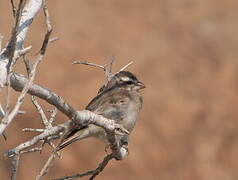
xmin=57 ymin=128 xmax=90 ymax=151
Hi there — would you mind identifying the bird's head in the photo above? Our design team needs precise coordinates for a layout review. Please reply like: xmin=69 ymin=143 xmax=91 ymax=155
xmin=114 ymin=71 xmax=145 ymax=91
xmin=98 ymin=71 xmax=145 ymax=94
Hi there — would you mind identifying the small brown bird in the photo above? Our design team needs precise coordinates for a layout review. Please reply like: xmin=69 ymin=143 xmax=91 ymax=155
xmin=58 ymin=71 xmax=145 ymax=150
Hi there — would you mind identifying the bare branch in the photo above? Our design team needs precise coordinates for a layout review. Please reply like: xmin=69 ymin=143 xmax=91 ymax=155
xmin=17 ymin=45 xmax=32 ymax=58
xmin=22 ymin=128 xmax=44 ymax=132
xmin=0 ymin=103 xmax=5 ymax=118
xmin=5 ymin=124 xmax=66 ymax=158
xmin=10 ymin=73 xmax=76 ymax=118
xmin=20 ymin=147 xmax=42 ymax=154
xmin=31 ymin=96 xmax=52 ymax=129
xmin=0 ymin=23 xmax=52 ymax=135
xmin=0 ymin=0 xmax=43 ymax=86
xmin=49 ymin=37 xmax=59 ymax=43
xmin=5 ymin=110 xmax=129 ymax=158
xmin=104 ymin=55 xmax=115 ymax=81
xmin=0 ymin=34 xmax=3 ymax=52
xmin=42 ymin=0 xmax=52 ymax=32
xmin=73 ymin=57 xmax=115 ymax=82
xmin=36 ymin=153 xmax=56 ymax=180
xmin=49 ymin=107 xmax=58 ymax=124
xmin=4 ymin=0 xmax=26 ymax=124
xmin=23 ymin=55 xmax=31 ymax=76
xmin=10 ymin=154 xmax=20 ymax=180
xmin=10 ymin=0 xmax=17 ymax=18
xmin=53 ymin=154 xmax=114 ymax=180
xmin=6 ymin=0 xmax=26 ymax=71
xmin=72 ymin=61 xmax=105 ymax=70
xmin=119 ymin=61 xmax=133 ymax=72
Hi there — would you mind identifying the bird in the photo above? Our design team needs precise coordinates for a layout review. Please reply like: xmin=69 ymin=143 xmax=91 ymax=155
xmin=57 ymin=71 xmax=145 ymax=151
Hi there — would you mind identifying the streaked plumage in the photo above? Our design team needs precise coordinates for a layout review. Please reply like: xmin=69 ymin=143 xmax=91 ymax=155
xmin=58 ymin=71 xmax=145 ymax=150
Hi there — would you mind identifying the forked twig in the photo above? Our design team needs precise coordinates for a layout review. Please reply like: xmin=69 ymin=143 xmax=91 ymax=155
xmin=10 ymin=0 xmax=17 ymax=17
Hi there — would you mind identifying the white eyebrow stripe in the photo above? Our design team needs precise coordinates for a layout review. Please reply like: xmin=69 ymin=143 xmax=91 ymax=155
xmin=121 ymin=77 xmax=130 ymax=82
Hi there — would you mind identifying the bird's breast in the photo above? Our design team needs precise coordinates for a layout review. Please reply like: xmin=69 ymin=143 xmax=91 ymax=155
xmin=122 ymin=100 xmax=141 ymax=132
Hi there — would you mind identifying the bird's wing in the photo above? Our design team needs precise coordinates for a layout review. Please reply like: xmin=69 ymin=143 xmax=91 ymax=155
xmin=86 ymin=88 xmax=131 ymax=122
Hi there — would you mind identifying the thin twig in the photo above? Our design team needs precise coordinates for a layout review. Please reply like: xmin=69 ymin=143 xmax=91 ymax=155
xmin=5 ymin=124 xmax=66 ymax=158
xmin=10 ymin=0 xmax=17 ymax=18
xmin=6 ymin=0 xmax=26 ymax=71
xmin=53 ymin=154 xmax=114 ymax=180
xmin=48 ymin=141 xmax=61 ymax=158
xmin=20 ymin=147 xmax=42 ymax=154
xmin=36 ymin=153 xmax=56 ymax=180
xmin=5 ymin=0 xmax=26 ymax=118
xmin=17 ymin=45 xmax=32 ymax=58
xmin=10 ymin=153 xmax=20 ymax=180
xmin=49 ymin=107 xmax=58 ymax=124
xmin=22 ymin=128 xmax=44 ymax=133
xmin=104 ymin=55 xmax=115 ymax=81
xmin=49 ymin=37 xmax=59 ymax=43
xmin=32 ymin=96 xmax=52 ymax=129
xmin=23 ymin=55 xmax=31 ymax=76
xmin=72 ymin=61 xmax=105 ymax=70
xmin=0 ymin=103 xmax=5 ymax=118
xmin=72 ymin=57 xmax=115 ymax=82
xmin=119 ymin=61 xmax=133 ymax=72
xmin=0 ymin=34 xmax=3 ymax=52
xmin=42 ymin=0 xmax=52 ymax=31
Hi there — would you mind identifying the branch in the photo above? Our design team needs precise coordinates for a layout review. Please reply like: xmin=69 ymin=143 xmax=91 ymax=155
xmin=10 ymin=73 xmax=76 ymax=118
xmin=5 ymin=110 xmax=128 ymax=158
xmin=0 ymin=0 xmax=43 ymax=86
xmin=10 ymin=154 xmax=20 ymax=180
xmin=118 ymin=61 xmax=133 ymax=72
xmin=31 ymin=96 xmax=52 ymax=129
xmin=10 ymin=0 xmax=17 ymax=18
xmin=36 ymin=153 xmax=56 ymax=180
xmin=53 ymin=154 xmax=114 ymax=180
xmin=0 ymin=34 xmax=3 ymax=53
xmin=0 ymin=21 xmax=52 ymax=135
xmin=72 ymin=61 xmax=105 ymax=70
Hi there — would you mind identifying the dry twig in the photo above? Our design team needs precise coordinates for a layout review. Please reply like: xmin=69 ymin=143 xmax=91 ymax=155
xmin=0 ymin=24 xmax=52 ymax=135
xmin=53 ymin=153 xmax=115 ymax=180
xmin=32 ymin=96 xmax=52 ymax=129
xmin=10 ymin=0 xmax=17 ymax=18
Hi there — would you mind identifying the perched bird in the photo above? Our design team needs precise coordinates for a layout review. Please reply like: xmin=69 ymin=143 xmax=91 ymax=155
xmin=58 ymin=71 xmax=145 ymax=150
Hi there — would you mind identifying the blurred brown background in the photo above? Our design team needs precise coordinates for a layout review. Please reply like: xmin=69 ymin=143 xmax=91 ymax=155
xmin=1 ymin=0 xmax=238 ymax=179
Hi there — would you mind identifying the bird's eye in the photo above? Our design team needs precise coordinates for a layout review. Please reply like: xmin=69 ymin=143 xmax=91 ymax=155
xmin=126 ymin=80 xmax=134 ymax=85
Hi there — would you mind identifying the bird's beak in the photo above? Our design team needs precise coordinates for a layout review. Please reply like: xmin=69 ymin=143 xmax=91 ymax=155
xmin=136 ymin=81 xmax=146 ymax=89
